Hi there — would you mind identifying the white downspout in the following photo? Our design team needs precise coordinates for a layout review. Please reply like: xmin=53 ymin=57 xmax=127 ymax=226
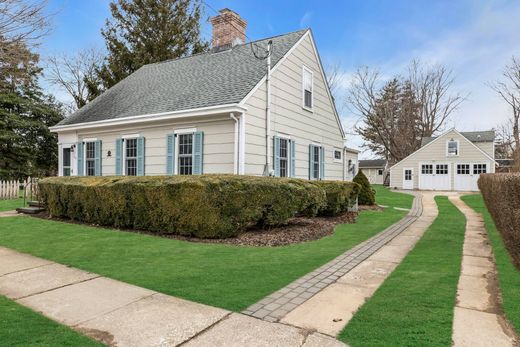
xmin=230 ymin=113 xmax=239 ymax=175
xmin=263 ymin=40 xmax=273 ymax=176
xmin=239 ymin=112 xmax=246 ymax=175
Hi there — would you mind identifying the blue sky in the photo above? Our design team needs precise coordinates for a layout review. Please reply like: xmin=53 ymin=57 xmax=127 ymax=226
xmin=41 ymin=0 xmax=520 ymax=157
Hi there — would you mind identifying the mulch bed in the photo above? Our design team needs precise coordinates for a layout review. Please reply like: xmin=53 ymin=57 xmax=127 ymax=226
xmin=31 ymin=210 xmax=359 ymax=247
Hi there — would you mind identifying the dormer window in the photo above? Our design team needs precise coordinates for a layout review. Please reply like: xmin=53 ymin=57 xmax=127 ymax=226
xmin=302 ymin=66 xmax=313 ymax=110
xmin=447 ymin=139 xmax=459 ymax=156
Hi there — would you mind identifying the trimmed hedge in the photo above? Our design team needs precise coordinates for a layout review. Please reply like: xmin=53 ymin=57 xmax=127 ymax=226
xmin=353 ymin=170 xmax=375 ymax=205
xmin=478 ymin=173 xmax=520 ymax=269
xmin=312 ymin=180 xmax=360 ymax=216
xmin=39 ymin=175 xmax=359 ymax=239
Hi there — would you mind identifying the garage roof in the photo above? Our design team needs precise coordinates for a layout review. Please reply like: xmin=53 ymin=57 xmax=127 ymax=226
xmin=421 ymin=130 xmax=495 ymax=147
xmin=359 ymin=159 xmax=387 ymax=168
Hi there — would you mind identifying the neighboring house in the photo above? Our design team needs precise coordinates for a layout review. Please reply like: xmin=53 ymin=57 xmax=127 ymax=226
xmin=344 ymin=147 xmax=359 ymax=181
xmin=50 ymin=9 xmax=351 ymax=181
xmin=359 ymin=159 xmax=387 ymax=184
xmin=389 ymin=129 xmax=496 ymax=191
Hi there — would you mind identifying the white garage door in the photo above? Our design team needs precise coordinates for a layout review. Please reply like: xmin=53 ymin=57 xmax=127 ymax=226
xmin=419 ymin=163 xmax=451 ymax=190
xmin=454 ymin=163 xmax=487 ymax=191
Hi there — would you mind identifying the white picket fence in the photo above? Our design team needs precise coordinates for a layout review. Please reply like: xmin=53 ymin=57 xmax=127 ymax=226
xmin=0 ymin=177 xmax=39 ymax=200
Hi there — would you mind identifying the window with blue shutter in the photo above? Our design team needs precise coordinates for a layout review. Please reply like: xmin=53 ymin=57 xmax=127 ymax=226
xmin=273 ymin=136 xmax=280 ymax=177
xmin=319 ymin=146 xmax=325 ymax=180
xmin=76 ymin=142 xmax=84 ymax=176
xmin=166 ymin=134 xmax=175 ymax=175
xmin=290 ymin=140 xmax=296 ymax=177
xmin=115 ymin=138 xmax=123 ymax=176
xmin=137 ymin=137 xmax=145 ymax=176
xmin=94 ymin=140 xmax=102 ymax=176
xmin=193 ymin=131 xmax=203 ymax=175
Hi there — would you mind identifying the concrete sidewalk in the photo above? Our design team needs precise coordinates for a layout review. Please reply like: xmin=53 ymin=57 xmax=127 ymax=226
xmin=449 ymin=196 xmax=517 ymax=347
xmin=0 ymin=246 xmax=345 ymax=347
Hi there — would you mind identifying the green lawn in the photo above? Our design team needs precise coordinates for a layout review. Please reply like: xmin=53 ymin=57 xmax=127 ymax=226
xmin=0 ymin=295 xmax=101 ymax=346
xmin=373 ymin=184 xmax=414 ymax=209
xmin=0 ymin=198 xmax=25 ymax=212
xmin=0 ymin=189 xmax=408 ymax=312
xmin=461 ymin=194 xmax=520 ymax=334
xmin=339 ymin=196 xmax=466 ymax=346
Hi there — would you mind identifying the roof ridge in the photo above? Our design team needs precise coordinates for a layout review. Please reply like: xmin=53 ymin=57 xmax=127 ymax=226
xmin=144 ymin=29 xmax=309 ymax=67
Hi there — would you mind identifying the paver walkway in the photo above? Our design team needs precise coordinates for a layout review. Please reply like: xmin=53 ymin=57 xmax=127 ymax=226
xmin=243 ymin=192 xmax=428 ymax=331
xmin=277 ymin=192 xmax=438 ymax=336
xmin=0 ymin=246 xmax=345 ymax=347
xmin=449 ymin=196 xmax=517 ymax=347
xmin=0 ymin=210 xmax=19 ymax=217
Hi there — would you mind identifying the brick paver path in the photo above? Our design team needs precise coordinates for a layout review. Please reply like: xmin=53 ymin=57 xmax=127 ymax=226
xmin=242 ymin=192 xmax=423 ymax=322
xmin=449 ymin=196 xmax=517 ymax=347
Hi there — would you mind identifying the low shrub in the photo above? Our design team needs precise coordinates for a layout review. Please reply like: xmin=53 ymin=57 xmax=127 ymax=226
xmin=353 ymin=170 xmax=375 ymax=205
xmin=39 ymin=175 xmax=336 ymax=239
xmin=478 ymin=173 xmax=520 ymax=269
xmin=312 ymin=180 xmax=360 ymax=216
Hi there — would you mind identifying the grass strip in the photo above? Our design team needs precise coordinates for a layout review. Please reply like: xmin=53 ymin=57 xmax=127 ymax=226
xmin=0 ymin=295 xmax=101 ymax=346
xmin=339 ymin=196 xmax=466 ymax=346
xmin=373 ymin=185 xmax=414 ymax=209
xmin=461 ymin=194 xmax=520 ymax=333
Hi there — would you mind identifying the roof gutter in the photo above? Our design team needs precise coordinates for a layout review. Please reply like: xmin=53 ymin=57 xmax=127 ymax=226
xmin=49 ymin=104 xmax=248 ymax=133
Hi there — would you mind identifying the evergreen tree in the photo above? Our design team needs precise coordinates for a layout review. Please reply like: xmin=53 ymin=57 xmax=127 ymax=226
xmin=353 ymin=170 xmax=376 ymax=205
xmin=0 ymin=38 xmax=63 ymax=179
xmin=96 ymin=0 xmax=208 ymax=91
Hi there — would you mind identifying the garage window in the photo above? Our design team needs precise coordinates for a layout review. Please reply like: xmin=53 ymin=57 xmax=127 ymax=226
xmin=447 ymin=139 xmax=459 ymax=156
xmin=436 ymin=164 xmax=448 ymax=175
xmin=404 ymin=169 xmax=412 ymax=181
xmin=421 ymin=164 xmax=433 ymax=174
xmin=473 ymin=164 xmax=487 ymax=174
xmin=457 ymin=164 xmax=470 ymax=175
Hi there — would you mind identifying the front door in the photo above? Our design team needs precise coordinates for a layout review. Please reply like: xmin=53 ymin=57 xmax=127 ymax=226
xmin=403 ymin=168 xmax=413 ymax=189
xmin=62 ymin=147 xmax=71 ymax=176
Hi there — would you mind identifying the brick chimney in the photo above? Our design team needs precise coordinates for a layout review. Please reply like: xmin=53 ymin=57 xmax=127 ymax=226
xmin=210 ymin=8 xmax=247 ymax=50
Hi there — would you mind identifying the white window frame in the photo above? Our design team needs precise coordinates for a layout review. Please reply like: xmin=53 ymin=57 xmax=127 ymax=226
xmin=123 ymin=137 xmax=138 ymax=176
xmin=333 ymin=148 xmax=342 ymax=163
xmin=82 ymin=138 xmax=98 ymax=177
xmin=302 ymin=65 xmax=314 ymax=111
xmin=173 ymin=128 xmax=197 ymax=175
xmin=61 ymin=144 xmax=73 ymax=176
xmin=311 ymin=143 xmax=322 ymax=180
xmin=446 ymin=139 xmax=460 ymax=157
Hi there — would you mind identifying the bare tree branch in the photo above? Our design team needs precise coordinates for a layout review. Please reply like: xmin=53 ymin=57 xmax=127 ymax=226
xmin=45 ymin=48 xmax=104 ymax=111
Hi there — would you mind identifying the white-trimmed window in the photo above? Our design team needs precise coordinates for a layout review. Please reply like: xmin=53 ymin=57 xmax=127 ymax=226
xmin=178 ymin=133 xmax=194 ymax=175
xmin=125 ymin=138 xmax=138 ymax=176
xmin=447 ymin=139 xmax=459 ymax=156
xmin=279 ymin=138 xmax=289 ymax=177
xmin=436 ymin=164 xmax=449 ymax=175
xmin=457 ymin=164 xmax=470 ymax=175
xmin=333 ymin=149 xmax=342 ymax=162
xmin=421 ymin=164 xmax=433 ymax=174
xmin=85 ymin=142 xmax=96 ymax=176
xmin=378 ymin=169 xmax=384 ymax=176
xmin=302 ymin=66 xmax=313 ymax=110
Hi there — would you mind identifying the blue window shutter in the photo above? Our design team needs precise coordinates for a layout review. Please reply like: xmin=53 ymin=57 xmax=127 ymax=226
xmin=76 ymin=142 xmax=84 ymax=176
xmin=290 ymin=140 xmax=296 ymax=177
xmin=94 ymin=140 xmax=102 ymax=176
xmin=115 ymin=138 xmax=123 ymax=176
xmin=166 ymin=134 xmax=175 ymax=175
xmin=273 ymin=136 xmax=280 ymax=177
xmin=193 ymin=131 xmax=203 ymax=175
xmin=320 ymin=146 xmax=325 ymax=180
xmin=137 ymin=137 xmax=145 ymax=176
xmin=308 ymin=144 xmax=315 ymax=180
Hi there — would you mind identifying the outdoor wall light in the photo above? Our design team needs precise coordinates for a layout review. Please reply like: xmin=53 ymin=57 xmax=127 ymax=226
xmin=70 ymin=144 xmax=76 ymax=153
xmin=107 ymin=150 xmax=112 ymax=157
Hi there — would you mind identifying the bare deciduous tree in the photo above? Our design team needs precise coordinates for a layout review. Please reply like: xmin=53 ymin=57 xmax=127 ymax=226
xmin=325 ymin=61 xmax=344 ymax=100
xmin=347 ymin=60 xmax=463 ymax=164
xmin=490 ymin=57 xmax=520 ymax=151
xmin=407 ymin=59 xmax=464 ymax=137
xmin=0 ymin=0 xmax=49 ymax=44
xmin=494 ymin=120 xmax=516 ymax=159
xmin=46 ymin=48 xmax=104 ymax=111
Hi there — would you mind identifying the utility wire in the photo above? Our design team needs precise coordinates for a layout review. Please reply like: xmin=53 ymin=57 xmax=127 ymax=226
xmin=201 ymin=0 xmax=271 ymax=60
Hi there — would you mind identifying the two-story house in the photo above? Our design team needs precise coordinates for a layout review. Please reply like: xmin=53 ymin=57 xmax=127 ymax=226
xmin=50 ymin=9 xmax=353 ymax=181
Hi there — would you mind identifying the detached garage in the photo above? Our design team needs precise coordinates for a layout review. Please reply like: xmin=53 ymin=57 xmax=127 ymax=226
xmin=389 ymin=129 xmax=496 ymax=192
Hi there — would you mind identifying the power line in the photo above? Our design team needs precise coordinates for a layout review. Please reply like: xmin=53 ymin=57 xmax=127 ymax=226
xmin=201 ymin=0 xmax=271 ymax=60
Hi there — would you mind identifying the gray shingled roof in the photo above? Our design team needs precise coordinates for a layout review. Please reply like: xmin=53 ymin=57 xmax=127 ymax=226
xmin=58 ymin=30 xmax=307 ymax=126
xmin=421 ymin=130 xmax=496 ymax=147
xmin=359 ymin=159 xmax=387 ymax=168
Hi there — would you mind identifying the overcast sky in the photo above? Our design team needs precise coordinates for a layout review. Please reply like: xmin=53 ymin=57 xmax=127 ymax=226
xmin=41 ymin=0 xmax=520 ymax=158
